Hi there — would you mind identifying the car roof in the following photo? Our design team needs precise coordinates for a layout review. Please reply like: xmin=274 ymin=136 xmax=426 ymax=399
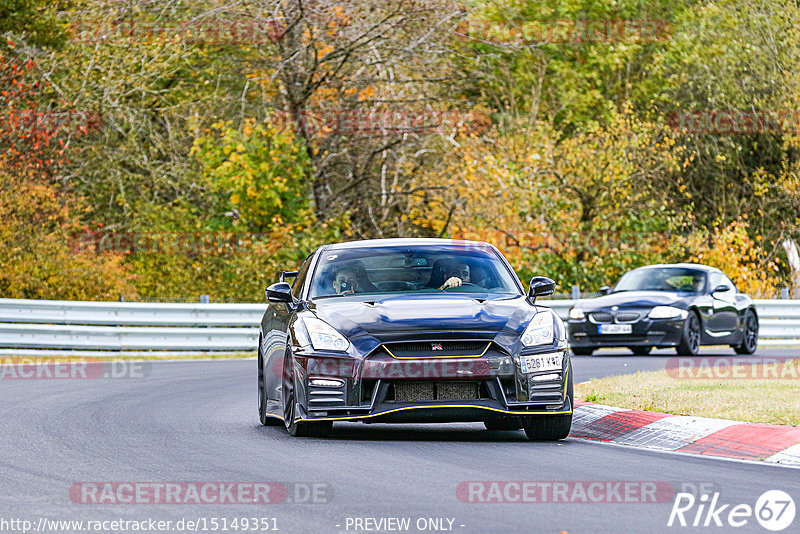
xmin=323 ymin=238 xmax=494 ymax=250
xmin=629 ymin=263 xmax=723 ymax=274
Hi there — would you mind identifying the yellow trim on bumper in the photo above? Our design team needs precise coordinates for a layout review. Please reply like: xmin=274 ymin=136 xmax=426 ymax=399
xmin=297 ymin=404 xmax=572 ymax=423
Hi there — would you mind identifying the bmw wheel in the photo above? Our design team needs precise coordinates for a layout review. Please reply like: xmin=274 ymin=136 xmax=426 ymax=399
xmin=676 ymin=311 xmax=701 ymax=356
xmin=733 ymin=310 xmax=758 ymax=355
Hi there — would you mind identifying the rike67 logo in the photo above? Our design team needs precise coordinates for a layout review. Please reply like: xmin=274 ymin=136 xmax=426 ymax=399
xmin=668 ymin=490 xmax=795 ymax=531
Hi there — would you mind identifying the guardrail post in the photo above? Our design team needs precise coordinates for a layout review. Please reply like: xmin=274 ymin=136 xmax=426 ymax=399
xmin=571 ymin=285 xmax=580 ymax=299
xmin=781 ymin=287 xmax=790 ymax=299
xmin=200 ymin=295 xmax=210 ymax=304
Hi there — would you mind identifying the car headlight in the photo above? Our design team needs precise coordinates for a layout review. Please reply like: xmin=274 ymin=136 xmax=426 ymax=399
xmin=304 ymin=317 xmax=350 ymax=351
xmin=648 ymin=306 xmax=688 ymax=320
xmin=521 ymin=312 xmax=554 ymax=347
xmin=568 ymin=308 xmax=585 ymax=320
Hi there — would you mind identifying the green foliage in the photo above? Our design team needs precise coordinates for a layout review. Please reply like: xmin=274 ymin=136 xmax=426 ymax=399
xmin=192 ymin=119 xmax=312 ymax=232
xmin=0 ymin=0 xmax=69 ymax=49
xmin=1 ymin=0 xmax=798 ymax=300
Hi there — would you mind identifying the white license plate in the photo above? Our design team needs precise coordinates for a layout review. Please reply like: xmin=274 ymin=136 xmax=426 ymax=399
xmin=520 ymin=353 xmax=563 ymax=374
xmin=598 ymin=324 xmax=633 ymax=334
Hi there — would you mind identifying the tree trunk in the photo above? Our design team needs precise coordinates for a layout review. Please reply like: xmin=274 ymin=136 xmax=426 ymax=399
xmin=782 ymin=238 xmax=800 ymax=298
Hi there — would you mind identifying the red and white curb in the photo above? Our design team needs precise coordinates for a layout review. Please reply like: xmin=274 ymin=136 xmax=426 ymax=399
xmin=570 ymin=401 xmax=800 ymax=466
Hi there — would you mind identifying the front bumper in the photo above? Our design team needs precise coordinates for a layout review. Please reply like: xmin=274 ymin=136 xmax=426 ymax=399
xmin=290 ymin=345 xmax=572 ymax=423
xmin=568 ymin=316 xmax=686 ymax=348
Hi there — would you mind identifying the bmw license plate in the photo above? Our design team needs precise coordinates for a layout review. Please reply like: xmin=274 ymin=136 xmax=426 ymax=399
xmin=598 ymin=324 xmax=633 ymax=334
xmin=520 ymin=353 xmax=562 ymax=374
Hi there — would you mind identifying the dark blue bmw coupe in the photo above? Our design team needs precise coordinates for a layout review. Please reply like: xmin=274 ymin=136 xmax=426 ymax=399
xmin=567 ymin=264 xmax=758 ymax=356
xmin=257 ymin=238 xmax=572 ymax=439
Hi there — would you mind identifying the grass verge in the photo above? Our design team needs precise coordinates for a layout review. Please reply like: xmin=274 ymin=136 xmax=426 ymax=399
xmin=575 ymin=362 xmax=800 ymax=426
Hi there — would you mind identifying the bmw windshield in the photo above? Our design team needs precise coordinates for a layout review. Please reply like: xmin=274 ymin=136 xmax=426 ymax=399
xmin=614 ymin=267 xmax=707 ymax=294
xmin=308 ymin=244 xmax=522 ymax=299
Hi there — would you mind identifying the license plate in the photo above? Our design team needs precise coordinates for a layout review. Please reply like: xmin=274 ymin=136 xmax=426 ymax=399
xmin=520 ymin=353 xmax=562 ymax=374
xmin=598 ymin=324 xmax=633 ymax=334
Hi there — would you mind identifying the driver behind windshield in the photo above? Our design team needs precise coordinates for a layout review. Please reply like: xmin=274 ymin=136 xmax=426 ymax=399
xmin=333 ymin=268 xmax=359 ymax=295
xmin=439 ymin=261 xmax=471 ymax=290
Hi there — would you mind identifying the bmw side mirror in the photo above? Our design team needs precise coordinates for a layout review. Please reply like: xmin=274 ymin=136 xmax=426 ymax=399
xmin=712 ymin=284 xmax=732 ymax=295
xmin=599 ymin=286 xmax=611 ymax=295
xmin=266 ymin=282 xmax=293 ymax=303
xmin=528 ymin=276 xmax=556 ymax=301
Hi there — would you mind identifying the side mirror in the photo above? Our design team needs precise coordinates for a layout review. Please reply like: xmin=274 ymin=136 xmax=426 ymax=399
xmin=528 ymin=276 xmax=556 ymax=300
xmin=599 ymin=286 xmax=611 ymax=295
xmin=712 ymin=284 xmax=732 ymax=295
xmin=266 ymin=282 xmax=293 ymax=303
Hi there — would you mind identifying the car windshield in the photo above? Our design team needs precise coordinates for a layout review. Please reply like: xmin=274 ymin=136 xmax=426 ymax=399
xmin=614 ymin=267 xmax=707 ymax=294
xmin=308 ymin=244 xmax=522 ymax=299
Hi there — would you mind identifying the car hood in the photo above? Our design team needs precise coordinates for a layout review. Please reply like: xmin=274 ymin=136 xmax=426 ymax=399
xmin=308 ymin=294 xmax=537 ymax=341
xmin=574 ymin=291 xmax=694 ymax=309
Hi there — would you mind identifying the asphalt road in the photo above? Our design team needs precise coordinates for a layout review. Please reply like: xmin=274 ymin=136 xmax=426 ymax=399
xmin=1 ymin=348 xmax=798 ymax=534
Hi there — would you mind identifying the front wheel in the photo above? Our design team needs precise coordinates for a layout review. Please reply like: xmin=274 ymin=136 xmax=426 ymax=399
xmin=676 ymin=312 xmax=701 ymax=356
xmin=733 ymin=310 xmax=758 ymax=355
xmin=258 ymin=337 xmax=281 ymax=426
xmin=522 ymin=414 xmax=573 ymax=441
xmin=282 ymin=352 xmax=332 ymax=438
xmin=522 ymin=363 xmax=573 ymax=441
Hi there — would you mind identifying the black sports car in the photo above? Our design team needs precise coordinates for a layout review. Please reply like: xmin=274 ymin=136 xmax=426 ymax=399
xmin=567 ymin=263 xmax=758 ymax=356
xmin=258 ymin=238 xmax=572 ymax=439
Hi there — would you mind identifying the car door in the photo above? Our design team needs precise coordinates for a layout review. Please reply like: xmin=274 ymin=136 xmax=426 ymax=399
xmin=706 ymin=272 xmax=738 ymax=337
xmin=263 ymin=255 xmax=313 ymax=401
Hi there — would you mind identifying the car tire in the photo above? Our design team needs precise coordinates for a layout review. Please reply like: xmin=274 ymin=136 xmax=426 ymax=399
xmin=571 ymin=346 xmax=594 ymax=356
xmin=258 ymin=337 xmax=282 ymax=427
xmin=522 ymin=363 xmax=573 ymax=441
xmin=630 ymin=346 xmax=652 ymax=356
xmin=676 ymin=311 xmax=701 ymax=356
xmin=733 ymin=310 xmax=758 ymax=355
xmin=282 ymin=351 xmax=332 ymax=438
xmin=483 ymin=416 xmax=523 ymax=431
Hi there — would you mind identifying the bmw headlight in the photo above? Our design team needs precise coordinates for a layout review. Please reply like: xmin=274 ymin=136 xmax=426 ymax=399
xmin=568 ymin=307 xmax=585 ymax=321
xmin=521 ymin=312 xmax=554 ymax=347
xmin=648 ymin=306 xmax=688 ymax=320
xmin=304 ymin=317 xmax=350 ymax=351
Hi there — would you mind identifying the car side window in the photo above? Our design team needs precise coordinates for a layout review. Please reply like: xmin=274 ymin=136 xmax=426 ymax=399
xmin=292 ymin=255 xmax=314 ymax=299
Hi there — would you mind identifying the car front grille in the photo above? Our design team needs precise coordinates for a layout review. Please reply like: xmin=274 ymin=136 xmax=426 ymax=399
xmin=589 ymin=312 xmax=614 ymax=323
xmin=589 ymin=311 xmax=641 ymax=324
xmin=392 ymin=381 xmax=480 ymax=402
xmin=384 ymin=340 xmax=489 ymax=358
xmin=615 ymin=312 xmax=641 ymax=323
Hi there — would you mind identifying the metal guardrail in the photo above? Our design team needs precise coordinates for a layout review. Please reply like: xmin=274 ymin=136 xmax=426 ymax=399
xmin=0 ymin=298 xmax=797 ymax=352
